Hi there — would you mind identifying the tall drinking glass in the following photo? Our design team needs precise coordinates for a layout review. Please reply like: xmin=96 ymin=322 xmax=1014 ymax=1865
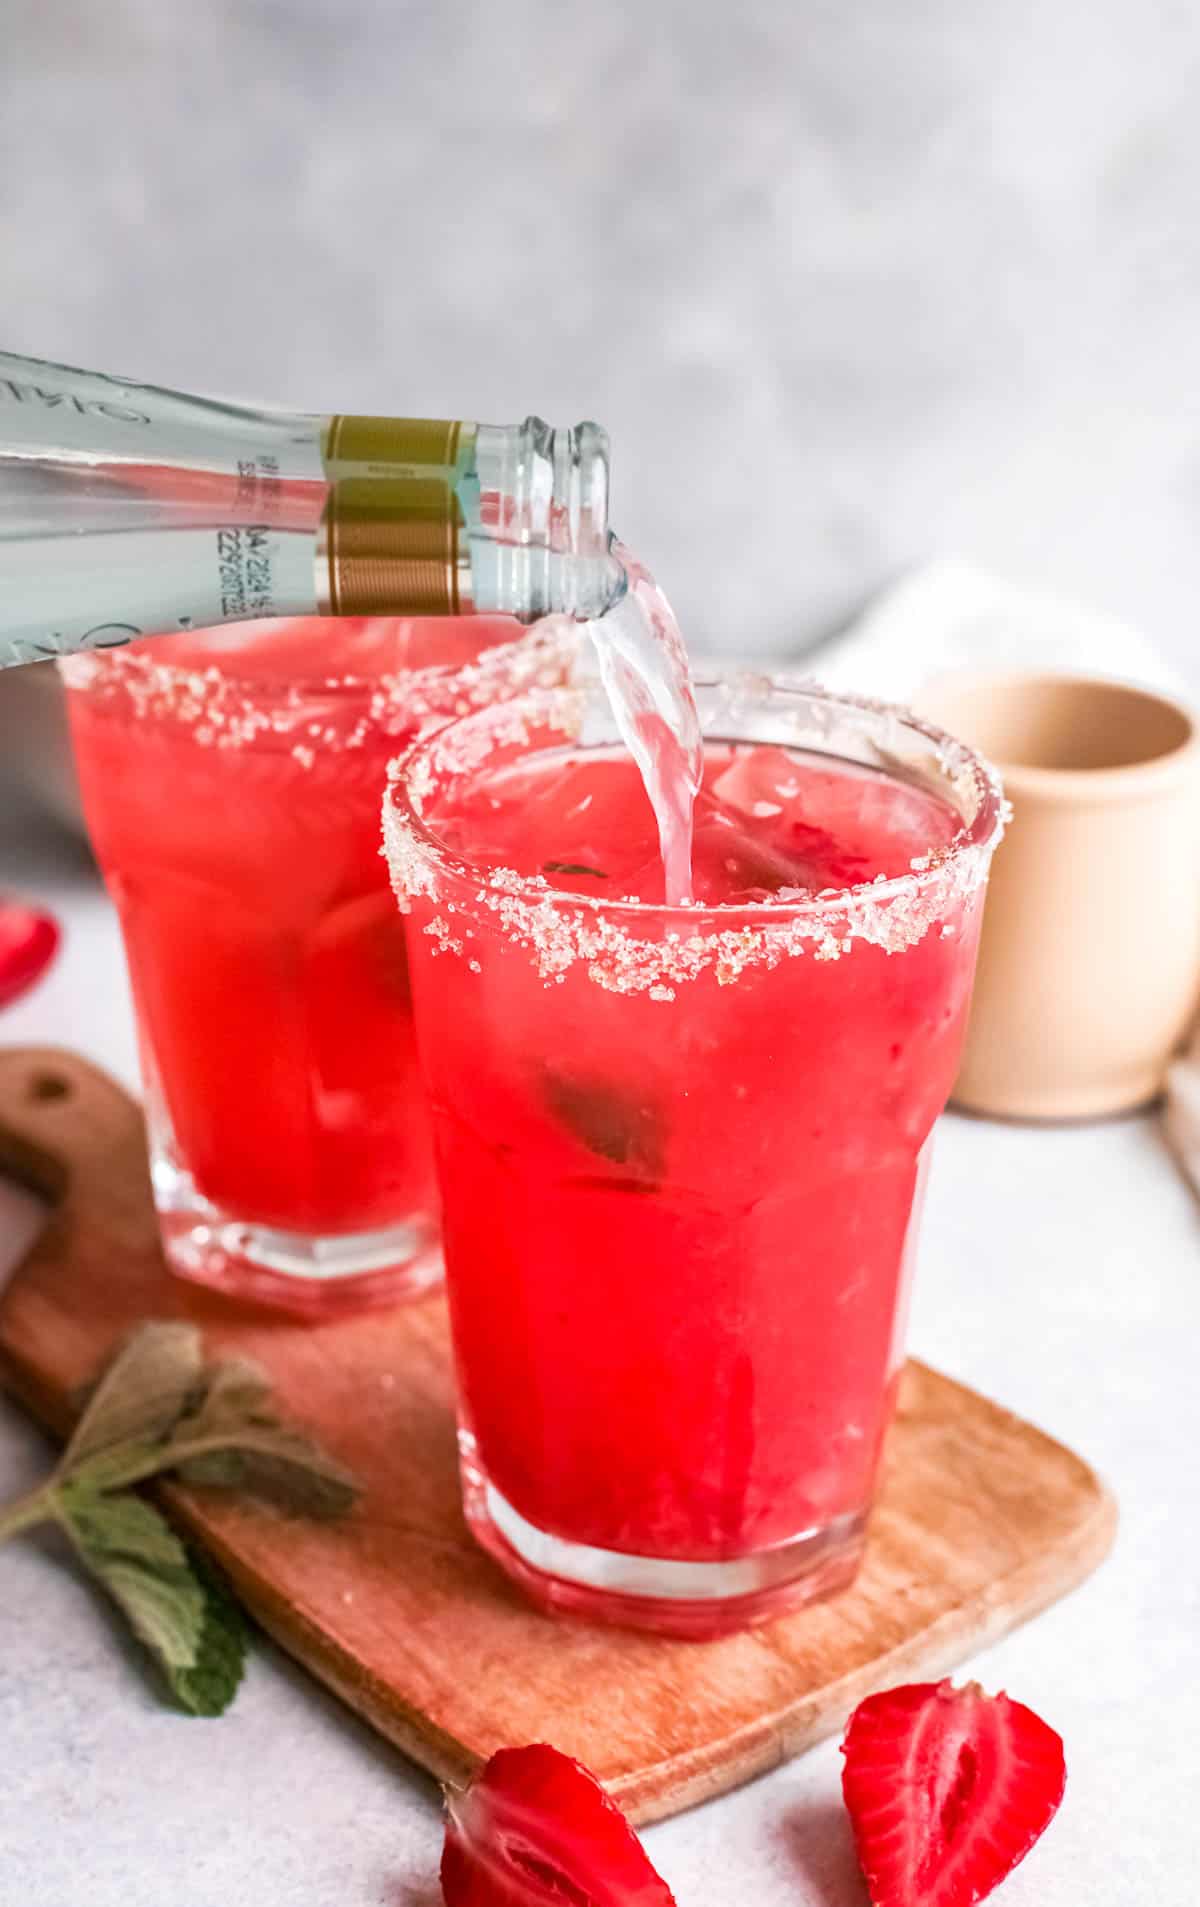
xmin=383 ymin=675 xmax=1004 ymax=1634
xmin=62 ymin=614 xmax=575 ymax=1313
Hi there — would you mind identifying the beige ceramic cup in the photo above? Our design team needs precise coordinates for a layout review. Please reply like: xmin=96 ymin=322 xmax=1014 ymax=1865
xmin=914 ymin=671 xmax=1200 ymax=1120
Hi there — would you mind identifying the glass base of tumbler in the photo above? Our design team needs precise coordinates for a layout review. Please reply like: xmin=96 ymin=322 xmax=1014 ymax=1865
xmin=459 ymin=1435 xmax=868 ymax=1639
xmin=152 ymin=1154 xmax=442 ymax=1316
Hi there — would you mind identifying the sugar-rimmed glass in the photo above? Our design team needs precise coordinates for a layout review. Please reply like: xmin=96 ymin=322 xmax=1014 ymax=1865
xmin=62 ymin=615 xmax=576 ymax=1313
xmin=383 ymin=674 xmax=1004 ymax=1636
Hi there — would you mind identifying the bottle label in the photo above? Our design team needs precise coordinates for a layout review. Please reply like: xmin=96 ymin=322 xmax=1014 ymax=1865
xmin=2 ymin=526 xmax=321 ymax=665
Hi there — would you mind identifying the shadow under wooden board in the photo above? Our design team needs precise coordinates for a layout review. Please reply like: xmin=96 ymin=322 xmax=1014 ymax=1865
xmin=0 ymin=1046 xmax=1117 ymax=1825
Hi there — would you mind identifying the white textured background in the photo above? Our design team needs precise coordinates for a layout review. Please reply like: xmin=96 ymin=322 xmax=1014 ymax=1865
xmin=5 ymin=0 xmax=1200 ymax=667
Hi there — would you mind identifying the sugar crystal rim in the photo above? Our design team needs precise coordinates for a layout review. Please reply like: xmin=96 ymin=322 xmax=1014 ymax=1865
xmin=382 ymin=674 xmax=1008 ymax=993
xmin=58 ymin=618 xmax=580 ymax=756
xmin=383 ymin=673 xmax=1007 ymax=923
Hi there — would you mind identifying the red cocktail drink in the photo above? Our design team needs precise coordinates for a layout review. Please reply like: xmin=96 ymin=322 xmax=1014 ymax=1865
xmin=384 ymin=677 xmax=1003 ymax=1633
xmin=63 ymin=614 xmax=574 ymax=1312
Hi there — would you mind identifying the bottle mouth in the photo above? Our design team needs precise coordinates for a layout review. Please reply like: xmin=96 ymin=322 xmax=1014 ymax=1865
xmin=515 ymin=416 xmax=610 ymax=554
xmin=457 ymin=416 xmax=615 ymax=621
xmin=558 ymin=418 xmax=610 ymax=558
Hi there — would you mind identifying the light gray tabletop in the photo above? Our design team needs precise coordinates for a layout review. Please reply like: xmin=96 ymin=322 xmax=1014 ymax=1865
xmin=1 ymin=790 xmax=1195 ymax=1906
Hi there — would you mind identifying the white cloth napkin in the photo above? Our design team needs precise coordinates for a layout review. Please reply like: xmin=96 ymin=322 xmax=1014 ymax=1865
xmin=801 ymin=559 xmax=1199 ymax=1188
xmin=802 ymin=557 xmax=1185 ymax=702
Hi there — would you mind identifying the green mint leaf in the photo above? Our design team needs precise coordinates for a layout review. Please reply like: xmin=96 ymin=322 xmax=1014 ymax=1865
xmin=168 ymin=1552 xmax=247 ymax=1717
xmin=542 ymin=861 xmax=609 ymax=879
xmin=58 ymin=1482 xmax=192 ymax=1570
xmin=162 ymin=1352 xmax=358 ymax=1515
xmin=542 ymin=1067 xmax=665 ymax=1178
xmin=66 ymin=1437 xmax=177 ymax=1496
xmin=88 ymin=1556 xmax=208 ymax=1671
xmin=168 ymin=1355 xmax=275 ymax=1443
xmin=176 ymin=1424 xmax=359 ymax=1519
xmin=61 ymin=1337 xmax=358 ymax=1513
xmin=62 ymin=1322 xmax=203 ymax=1470
xmin=58 ymin=1485 xmax=245 ymax=1714
xmin=60 ymin=1487 xmax=206 ymax=1670
xmin=195 ymin=1357 xmax=272 ymax=1418
xmin=0 ymin=1319 xmax=351 ymax=1717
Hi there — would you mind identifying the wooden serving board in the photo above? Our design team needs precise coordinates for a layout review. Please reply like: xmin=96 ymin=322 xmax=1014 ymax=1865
xmin=0 ymin=1047 xmax=1116 ymax=1824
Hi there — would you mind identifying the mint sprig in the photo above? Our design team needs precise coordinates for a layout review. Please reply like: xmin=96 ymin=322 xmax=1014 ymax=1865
xmin=0 ymin=1322 xmax=357 ymax=1714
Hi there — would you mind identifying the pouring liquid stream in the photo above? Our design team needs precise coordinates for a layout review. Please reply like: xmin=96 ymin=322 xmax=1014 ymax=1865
xmin=579 ymin=547 xmax=703 ymax=907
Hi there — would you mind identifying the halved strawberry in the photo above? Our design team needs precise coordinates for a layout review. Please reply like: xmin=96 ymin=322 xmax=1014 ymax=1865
xmin=0 ymin=900 xmax=60 ymax=1009
xmin=841 ymin=1680 xmax=1066 ymax=1907
xmin=441 ymin=1743 xmax=677 ymax=1907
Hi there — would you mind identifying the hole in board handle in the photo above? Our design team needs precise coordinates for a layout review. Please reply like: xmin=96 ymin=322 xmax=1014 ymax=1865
xmin=27 ymin=1073 xmax=70 ymax=1104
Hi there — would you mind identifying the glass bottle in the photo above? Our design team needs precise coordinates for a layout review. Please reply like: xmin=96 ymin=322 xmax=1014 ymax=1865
xmin=0 ymin=351 xmax=616 ymax=667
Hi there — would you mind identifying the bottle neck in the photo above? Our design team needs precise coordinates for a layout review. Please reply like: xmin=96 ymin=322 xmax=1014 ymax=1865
xmin=318 ymin=413 xmax=617 ymax=621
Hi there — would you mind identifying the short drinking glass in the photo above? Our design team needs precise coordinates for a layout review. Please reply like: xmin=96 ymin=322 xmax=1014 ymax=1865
xmin=63 ymin=614 xmax=575 ymax=1313
xmin=383 ymin=674 xmax=1004 ymax=1634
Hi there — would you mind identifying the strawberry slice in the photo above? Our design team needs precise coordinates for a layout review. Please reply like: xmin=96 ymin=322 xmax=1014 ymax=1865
xmin=841 ymin=1680 xmax=1066 ymax=1907
xmin=441 ymin=1743 xmax=677 ymax=1907
xmin=0 ymin=900 xmax=60 ymax=1009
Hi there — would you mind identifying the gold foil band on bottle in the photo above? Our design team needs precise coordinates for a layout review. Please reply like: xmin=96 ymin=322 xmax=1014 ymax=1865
xmin=321 ymin=413 xmax=467 ymax=480
xmin=320 ymin=479 xmax=463 ymax=616
xmin=318 ymin=416 xmax=472 ymax=616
